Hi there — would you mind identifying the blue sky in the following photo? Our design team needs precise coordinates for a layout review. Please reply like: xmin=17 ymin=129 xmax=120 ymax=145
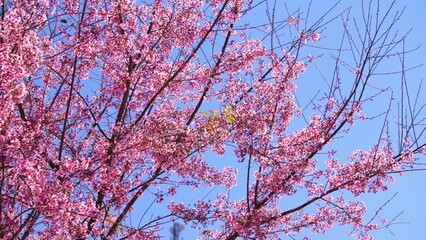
xmin=324 ymin=1 xmax=426 ymax=239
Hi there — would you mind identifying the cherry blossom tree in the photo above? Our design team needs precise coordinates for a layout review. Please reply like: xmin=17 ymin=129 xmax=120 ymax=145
xmin=0 ymin=0 xmax=425 ymax=239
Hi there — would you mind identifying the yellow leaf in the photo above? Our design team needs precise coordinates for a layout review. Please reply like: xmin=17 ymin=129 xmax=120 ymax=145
xmin=222 ymin=105 xmax=235 ymax=124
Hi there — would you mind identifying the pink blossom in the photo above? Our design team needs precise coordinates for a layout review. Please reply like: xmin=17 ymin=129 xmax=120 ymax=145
xmin=311 ymin=33 xmax=320 ymax=42
xmin=288 ymin=16 xmax=301 ymax=26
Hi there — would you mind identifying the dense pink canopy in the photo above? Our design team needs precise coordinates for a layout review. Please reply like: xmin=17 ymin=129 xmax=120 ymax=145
xmin=0 ymin=0 xmax=424 ymax=239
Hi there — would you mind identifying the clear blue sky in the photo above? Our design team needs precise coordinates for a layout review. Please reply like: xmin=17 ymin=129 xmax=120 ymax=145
xmin=313 ymin=1 xmax=426 ymax=239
